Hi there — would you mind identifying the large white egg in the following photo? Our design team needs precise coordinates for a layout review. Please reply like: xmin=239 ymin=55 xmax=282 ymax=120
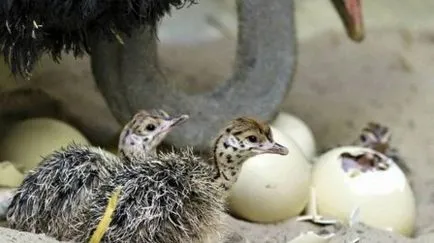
xmin=0 ymin=161 xmax=24 ymax=188
xmin=0 ymin=118 xmax=90 ymax=172
xmin=312 ymin=146 xmax=416 ymax=236
xmin=227 ymin=126 xmax=312 ymax=223
xmin=272 ymin=112 xmax=316 ymax=160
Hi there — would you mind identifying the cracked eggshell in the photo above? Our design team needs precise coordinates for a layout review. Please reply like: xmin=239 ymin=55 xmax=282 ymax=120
xmin=312 ymin=146 xmax=416 ymax=237
xmin=227 ymin=126 xmax=312 ymax=223
xmin=272 ymin=112 xmax=316 ymax=160
xmin=0 ymin=118 xmax=90 ymax=173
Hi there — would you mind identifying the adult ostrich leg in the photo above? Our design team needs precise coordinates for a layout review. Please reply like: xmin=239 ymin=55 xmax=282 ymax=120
xmin=91 ymin=0 xmax=296 ymax=151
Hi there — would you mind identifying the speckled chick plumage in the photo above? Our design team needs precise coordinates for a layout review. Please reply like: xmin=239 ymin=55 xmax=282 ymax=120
xmin=6 ymin=145 xmax=120 ymax=238
xmin=68 ymin=117 xmax=289 ymax=243
xmin=71 ymin=148 xmax=225 ymax=243
xmin=6 ymin=109 xmax=188 ymax=240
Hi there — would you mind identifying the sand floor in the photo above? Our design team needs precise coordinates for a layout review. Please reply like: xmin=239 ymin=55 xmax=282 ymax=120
xmin=2 ymin=0 xmax=434 ymax=242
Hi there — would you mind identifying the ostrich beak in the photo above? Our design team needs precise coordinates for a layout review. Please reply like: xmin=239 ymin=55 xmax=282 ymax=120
xmin=160 ymin=114 xmax=190 ymax=133
xmin=330 ymin=0 xmax=364 ymax=42
xmin=167 ymin=114 xmax=190 ymax=128
xmin=259 ymin=142 xmax=289 ymax=156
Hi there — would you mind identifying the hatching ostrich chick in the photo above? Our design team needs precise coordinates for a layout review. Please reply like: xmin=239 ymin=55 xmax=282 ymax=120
xmin=355 ymin=122 xmax=410 ymax=173
xmin=6 ymin=109 xmax=189 ymax=240
xmin=69 ymin=117 xmax=289 ymax=243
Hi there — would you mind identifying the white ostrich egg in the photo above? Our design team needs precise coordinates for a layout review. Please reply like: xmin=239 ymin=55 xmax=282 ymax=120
xmin=0 ymin=118 xmax=90 ymax=172
xmin=0 ymin=161 xmax=24 ymax=188
xmin=272 ymin=112 xmax=316 ymax=160
xmin=227 ymin=126 xmax=312 ymax=223
xmin=312 ymin=146 xmax=416 ymax=236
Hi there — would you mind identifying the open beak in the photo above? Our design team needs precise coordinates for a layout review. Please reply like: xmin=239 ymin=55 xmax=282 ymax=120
xmin=160 ymin=114 xmax=190 ymax=133
xmin=330 ymin=0 xmax=364 ymax=42
xmin=263 ymin=142 xmax=289 ymax=156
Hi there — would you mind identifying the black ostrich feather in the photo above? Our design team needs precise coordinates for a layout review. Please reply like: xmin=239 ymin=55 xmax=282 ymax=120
xmin=0 ymin=0 xmax=197 ymax=77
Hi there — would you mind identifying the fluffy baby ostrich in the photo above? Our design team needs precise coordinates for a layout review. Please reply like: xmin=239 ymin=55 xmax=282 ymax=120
xmin=6 ymin=109 xmax=189 ymax=240
xmin=69 ymin=117 xmax=289 ymax=243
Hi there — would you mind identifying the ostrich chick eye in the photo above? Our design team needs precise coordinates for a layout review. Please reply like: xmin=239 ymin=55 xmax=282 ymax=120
xmin=146 ymin=124 xmax=156 ymax=131
xmin=247 ymin=135 xmax=258 ymax=143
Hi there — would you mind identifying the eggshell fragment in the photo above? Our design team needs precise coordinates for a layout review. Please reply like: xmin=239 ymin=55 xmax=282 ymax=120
xmin=227 ymin=126 xmax=311 ymax=223
xmin=0 ymin=118 xmax=90 ymax=172
xmin=296 ymin=187 xmax=338 ymax=225
xmin=312 ymin=146 xmax=416 ymax=236
xmin=272 ymin=112 xmax=316 ymax=160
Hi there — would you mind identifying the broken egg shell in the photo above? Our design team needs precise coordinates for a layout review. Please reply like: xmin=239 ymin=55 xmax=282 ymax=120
xmin=272 ymin=112 xmax=316 ymax=160
xmin=312 ymin=146 xmax=416 ymax=237
xmin=227 ymin=126 xmax=312 ymax=223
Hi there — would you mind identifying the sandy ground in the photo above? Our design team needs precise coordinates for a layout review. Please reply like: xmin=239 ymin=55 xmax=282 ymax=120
xmin=0 ymin=227 xmax=70 ymax=243
xmin=2 ymin=0 xmax=434 ymax=242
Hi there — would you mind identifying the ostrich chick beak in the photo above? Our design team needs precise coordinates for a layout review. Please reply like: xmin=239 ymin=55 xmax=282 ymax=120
xmin=162 ymin=114 xmax=190 ymax=133
xmin=330 ymin=0 xmax=364 ymax=42
xmin=264 ymin=142 xmax=289 ymax=156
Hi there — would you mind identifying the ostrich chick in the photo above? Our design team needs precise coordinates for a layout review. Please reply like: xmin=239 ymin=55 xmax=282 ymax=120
xmin=355 ymin=122 xmax=410 ymax=173
xmin=6 ymin=109 xmax=189 ymax=240
xmin=70 ymin=117 xmax=289 ymax=243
